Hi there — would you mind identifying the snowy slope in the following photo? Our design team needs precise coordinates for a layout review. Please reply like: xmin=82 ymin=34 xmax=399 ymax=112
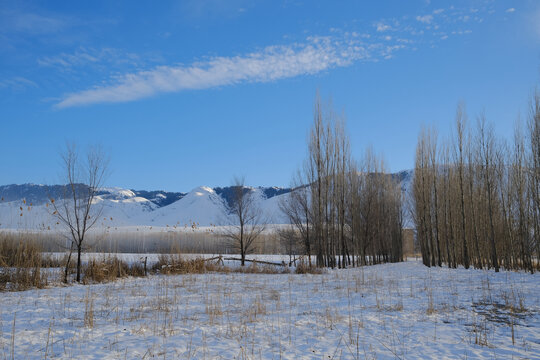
xmin=142 ymin=186 xmax=226 ymax=227
xmin=0 ymin=184 xmax=291 ymax=230
xmin=0 ymin=187 xmax=158 ymax=230
xmin=143 ymin=186 xmax=291 ymax=227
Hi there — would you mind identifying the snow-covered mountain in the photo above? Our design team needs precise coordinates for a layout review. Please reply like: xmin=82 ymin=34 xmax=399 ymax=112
xmin=0 ymin=170 xmax=414 ymax=231
xmin=0 ymin=183 xmax=293 ymax=230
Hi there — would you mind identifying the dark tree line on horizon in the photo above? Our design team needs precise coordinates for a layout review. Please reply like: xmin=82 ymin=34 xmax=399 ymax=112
xmin=413 ymin=94 xmax=540 ymax=273
xmin=281 ymin=95 xmax=404 ymax=268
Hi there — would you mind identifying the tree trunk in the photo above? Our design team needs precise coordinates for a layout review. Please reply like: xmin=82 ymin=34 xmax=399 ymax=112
xmin=76 ymin=243 xmax=82 ymax=282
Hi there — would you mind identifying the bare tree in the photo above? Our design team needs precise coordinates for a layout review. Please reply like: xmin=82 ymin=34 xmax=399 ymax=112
xmin=222 ymin=177 xmax=266 ymax=266
xmin=413 ymin=128 xmax=433 ymax=267
xmin=453 ymin=105 xmax=470 ymax=269
xmin=50 ymin=143 xmax=108 ymax=282
xmin=528 ymin=91 xmax=540 ymax=264
xmin=477 ymin=114 xmax=500 ymax=272
xmin=279 ymin=171 xmax=312 ymax=266
xmin=512 ymin=119 xmax=532 ymax=272
xmin=309 ymin=93 xmax=330 ymax=267
xmin=277 ymin=226 xmax=301 ymax=266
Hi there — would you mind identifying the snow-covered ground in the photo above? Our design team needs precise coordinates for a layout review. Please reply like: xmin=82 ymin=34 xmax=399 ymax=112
xmin=1 ymin=260 xmax=539 ymax=359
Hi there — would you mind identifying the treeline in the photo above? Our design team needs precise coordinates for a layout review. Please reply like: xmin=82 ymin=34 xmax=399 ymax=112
xmin=413 ymin=95 xmax=540 ymax=273
xmin=281 ymin=95 xmax=403 ymax=268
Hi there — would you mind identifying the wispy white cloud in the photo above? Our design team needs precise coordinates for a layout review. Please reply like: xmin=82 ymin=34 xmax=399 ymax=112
xmin=0 ymin=76 xmax=38 ymax=90
xmin=177 ymin=0 xmax=253 ymax=21
xmin=506 ymin=8 xmax=515 ymax=13
xmin=416 ymin=15 xmax=433 ymax=24
xmin=38 ymin=49 xmax=100 ymax=68
xmin=38 ymin=47 xmax=142 ymax=70
xmin=451 ymin=30 xmax=472 ymax=35
xmin=0 ymin=9 xmax=68 ymax=34
xmin=376 ymin=22 xmax=391 ymax=32
xmin=56 ymin=36 xmax=378 ymax=108
xmin=54 ymin=4 xmax=492 ymax=109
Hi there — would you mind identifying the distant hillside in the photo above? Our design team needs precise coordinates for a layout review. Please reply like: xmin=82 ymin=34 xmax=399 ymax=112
xmin=0 ymin=170 xmax=413 ymax=230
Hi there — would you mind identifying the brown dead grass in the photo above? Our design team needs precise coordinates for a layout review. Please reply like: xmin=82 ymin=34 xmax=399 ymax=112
xmin=1 ymin=231 xmax=324 ymax=292
xmin=152 ymin=254 xmax=295 ymax=275
xmin=0 ymin=233 xmax=48 ymax=291
xmin=82 ymin=256 xmax=146 ymax=284
xmin=234 ymin=261 xmax=290 ymax=274
xmin=295 ymin=259 xmax=324 ymax=274
xmin=152 ymin=254 xmax=219 ymax=274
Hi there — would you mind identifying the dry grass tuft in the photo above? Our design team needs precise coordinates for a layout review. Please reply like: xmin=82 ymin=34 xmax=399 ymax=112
xmin=151 ymin=254 xmax=293 ymax=275
xmin=152 ymin=254 xmax=218 ymax=274
xmin=84 ymin=289 xmax=95 ymax=328
xmin=82 ymin=256 xmax=146 ymax=284
xmin=295 ymin=259 xmax=324 ymax=274
xmin=234 ymin=261 xmax=290 ymax=274
xmin=0 ymin=233 xmax=48 ymax=291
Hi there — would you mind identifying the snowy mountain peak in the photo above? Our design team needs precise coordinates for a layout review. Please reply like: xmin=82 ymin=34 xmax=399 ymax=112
xmin=190 ymin=186 xmax=215 ymax=196
xmin=99 ymin=187 xmax=137 ymax=199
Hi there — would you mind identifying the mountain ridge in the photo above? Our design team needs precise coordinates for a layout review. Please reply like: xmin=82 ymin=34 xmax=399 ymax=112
xmin=0 ymin=183 xmax=292 ymax=208
xmin=0 ymin=170 xmax=413 ymax=230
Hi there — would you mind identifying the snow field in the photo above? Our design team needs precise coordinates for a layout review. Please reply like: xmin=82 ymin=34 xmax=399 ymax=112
xmin=0 ymin=260 xmax=539 ymax=359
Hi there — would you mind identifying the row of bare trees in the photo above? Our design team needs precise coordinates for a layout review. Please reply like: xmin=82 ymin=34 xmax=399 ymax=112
xmin=281 ymin=95 xmax=403 ymax=268
xmin=413 ymin=94 xmax=540 ymax=273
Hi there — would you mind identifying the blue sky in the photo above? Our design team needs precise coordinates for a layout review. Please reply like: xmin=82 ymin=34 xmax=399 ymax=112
xmin=1 ymin=0 xmax=539 ymax=191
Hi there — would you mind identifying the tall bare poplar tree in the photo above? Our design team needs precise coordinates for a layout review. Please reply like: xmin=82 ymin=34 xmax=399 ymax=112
xmin=528 ymin=92 xmax=540 ymax=263
xmin=477 ymin=114 xmax=500 ymax=272
xmin=454 ymin=105 xmax=470 ymax=269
